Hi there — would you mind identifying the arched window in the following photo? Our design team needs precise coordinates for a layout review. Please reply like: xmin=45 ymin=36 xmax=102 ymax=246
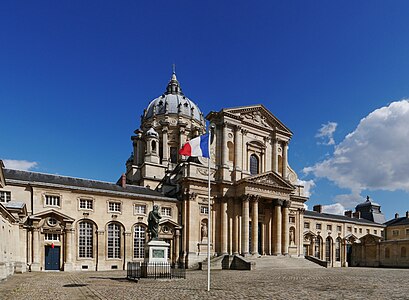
xmin=315 ymin=237 xmax=321 ymax=259
xmin=385 ymin=247 xmax=390 ymax=259
xmin=134 ymin=224 xmax=146 ymax=259
xmin=250 ymin=154 xmax=259 ymax=175
xmin=170 ymin=147 xmax=178 ymax=163
xmin=335 ymin=238 xmax=341 ymax=262
xmin=107 ymin=223 xmax=121 ymax=259
xmin=325 ymin=237 xmax=332 ymax=262
xmin=79 ymin=221 xmax=93 ymax=258
xmin=227 ymin=141 xmax=234 ymax=162
xmin=402 ymin=247 xmax=407 ymax=258
xmin=152 ymin=141 xmax=157 ymax=153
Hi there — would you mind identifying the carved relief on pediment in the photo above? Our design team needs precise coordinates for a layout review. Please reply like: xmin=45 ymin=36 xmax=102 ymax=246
xmin=242 ymin=111 xmax=271 ymax=128
xmin=252 ymin=175 xmax=279 ymax=186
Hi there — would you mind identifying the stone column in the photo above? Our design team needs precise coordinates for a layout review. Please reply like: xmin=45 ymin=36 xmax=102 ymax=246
xmin=298 ymin=208 xmax=305 ymax=256
xmin=222 ymin=122 xmax=229 ymax=167
xmin=251 ymin=196 xmax=259 ymax=255
xmin=162 ymin=126 xmax=169 ymax=165
xmin=272 ymin=199 xmax=283 ymax=255
xmin=242 ymin=129 xmax=249 ymax=175
xmin=228 ymin=197 xmax=233 ymax=254
xmin=234 ymin=125 xmax=242 ymax=180
xmin=31 ymin=228 xmax=41 ymax=271
xmin=267 ymin=208 xmax=272 ymax=255
xmin=311 ymin=238 xmax=316 ymax=257
xmin=178 ymin=127 xmax=186 ymax=160
xmin=241 ymin=195 xmax=250 ymax=256
xmin=175 ymin=229 xmax=180 ymax=263
xmin=282 ymin=141 xmax=288 ymax=180
xmin=65 ymin=225 xmax=74 ymax=271
xmin=261 ymin=222 xmax=265 ymax=255
xmin=281 ymin=200 xmax=291 ymax=255
xmin=124 ymin=231 xmax=132 ymax=263
xmin=220 ymin=197 xmax=228 ymax=254
xmin=97 ymin=230 xmax=105 ymax=271
xmin=273 ymin=138 xmax=278 ymax=173
xmin=233 ymin=199 xmax=240 ymax=254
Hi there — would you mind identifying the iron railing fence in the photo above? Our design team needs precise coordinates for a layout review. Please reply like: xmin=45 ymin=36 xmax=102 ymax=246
xmin=127 ymin=262 xmax=186 ymax=280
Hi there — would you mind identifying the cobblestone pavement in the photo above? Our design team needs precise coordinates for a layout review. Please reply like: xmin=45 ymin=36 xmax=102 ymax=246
xmin=1 ymin=267 xmax=409 ymax=300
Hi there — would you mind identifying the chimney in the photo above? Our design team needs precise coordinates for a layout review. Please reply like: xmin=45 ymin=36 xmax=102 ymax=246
xmin=406 ymin=211 xmax=409 ymax=218
xmin=313 ymin=205 xmax=322 ymax=213
xmin=121 ymin=173 xmax=126 ymax=188
xmin=353 ymin=211 xmax=361 ymax=219
xmin=344 ymin=210 xmax=353 ymax=218
xmin=395 ymin=213 xmax=400 ymax=219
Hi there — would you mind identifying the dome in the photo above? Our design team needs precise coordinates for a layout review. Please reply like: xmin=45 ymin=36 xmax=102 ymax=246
xmin=356 ymin=196 xmax=380 ymax=208
xmin=143 ymin=72 xmax=204 ymax=124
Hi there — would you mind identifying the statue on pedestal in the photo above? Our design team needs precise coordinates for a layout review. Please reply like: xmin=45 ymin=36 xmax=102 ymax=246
xmin=148 ymin=205 xmax=161 ymax=240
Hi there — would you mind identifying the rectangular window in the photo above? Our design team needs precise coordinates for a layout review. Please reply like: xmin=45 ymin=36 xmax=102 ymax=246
xmin=327 ymin=225 xmax=332 ymax=231
xmin=45 ymin=233 xmax=60 ymax=241
xmin=316 ymin=223 xmax=322 ymax=230
xmin=374 ymin=230 xmax=378 ymax=235
xmin=200 ymin=206 xmax=209 ymax=214
xmin=337 ymin=226 xmax=342 ymax=232
xmin=406 ymin=229 xmax=409 ymax=236
xmin=304 ymin=222 xmax=310 ymax=229
xmin=354 ymin=228 xmax=357 ymax=233
xmin=108 ymin=202 xmax=121 ymax=213
xmin=45 ymin=195 xmax=60 ymax=207
xmin=393 ymin=230 xmax=399 ymax=236
xmin=161 ymin=207 xmax=172 ymax=217
xmin=359 ymin=228 xmax=362 ymax=234
xmin=134 ymin=204 xmax=146 ymax=215
xmin=289 ymin=216 xmax=296 ymax=223
xmin=79 ymin=199 xmax=93 ymax=210
xmin=366 ymin=229 xmax=370 ymax=234
xmin=0 ymin=191 xmax=11 ymax=203
xmin=347 ymin=226 xmax=352 ymax=232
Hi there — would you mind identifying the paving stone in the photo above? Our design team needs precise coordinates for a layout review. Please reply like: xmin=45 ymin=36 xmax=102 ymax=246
xmin=1 ymin=267 xmax=409 ymax=299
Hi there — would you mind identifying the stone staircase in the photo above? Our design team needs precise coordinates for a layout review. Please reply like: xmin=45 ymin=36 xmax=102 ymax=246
xmin=199 ymin=255 xmax=323 ymax=270
xmin=244 ymin=255 xmax=323 ymax=270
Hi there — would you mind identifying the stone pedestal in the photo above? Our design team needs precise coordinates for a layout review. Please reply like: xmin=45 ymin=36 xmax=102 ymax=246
xmin=142 ymin=240 xmax=171 ymax=278
xmin=144 ymin=240 xmax=170 ymax=263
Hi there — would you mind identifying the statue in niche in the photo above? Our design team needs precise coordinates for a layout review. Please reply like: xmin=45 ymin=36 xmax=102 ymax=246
xmin=201 ymin=221 xmax=208 ymax=241
xmin=148 ymin=205 xmax=162 ymax=240
xmin=289 ymin=227 xmax=295 ymax=245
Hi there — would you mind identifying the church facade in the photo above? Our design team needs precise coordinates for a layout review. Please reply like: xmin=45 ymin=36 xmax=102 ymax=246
xmin=0 ymin=73 xmax=388 ymax=278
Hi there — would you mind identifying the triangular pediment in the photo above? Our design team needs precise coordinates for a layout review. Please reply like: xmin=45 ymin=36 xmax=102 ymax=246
xmin=239 ymin=171 xmax=295 ymax=190
xmin=30 ymin=209 xmax=75 ymax=223
xmin=159 ymin=218 xmax=181 ymax=228
xmin=223 ymin=105 xmax=292 ymax=136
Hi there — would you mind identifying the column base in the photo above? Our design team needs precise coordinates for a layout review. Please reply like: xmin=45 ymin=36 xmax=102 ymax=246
xmin=30 ymin=262 xmax=41 ymax=272
xmin=64 ymin=262 xmax=74 ymax=271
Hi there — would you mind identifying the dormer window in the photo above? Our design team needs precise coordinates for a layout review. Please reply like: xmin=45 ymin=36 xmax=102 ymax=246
xmin=0 ymin=191 xmax=11 ymax=203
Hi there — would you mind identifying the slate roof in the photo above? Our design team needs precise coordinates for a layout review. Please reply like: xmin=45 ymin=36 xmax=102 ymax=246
xmin=384 ymin=216 xmax=409 ymax=227
xmin=304 ymin=210 xmax=385 ymax=226
xmin=4 ymin=169 xmax=173 ymax=200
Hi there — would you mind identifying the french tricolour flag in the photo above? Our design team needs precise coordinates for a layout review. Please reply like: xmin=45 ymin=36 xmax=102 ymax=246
xmin=179 ymin=134 xmax=210 ymax=158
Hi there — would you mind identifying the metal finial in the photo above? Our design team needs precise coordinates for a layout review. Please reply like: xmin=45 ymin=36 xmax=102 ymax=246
xmin=172 ymin=63 xmax=176 ymax=74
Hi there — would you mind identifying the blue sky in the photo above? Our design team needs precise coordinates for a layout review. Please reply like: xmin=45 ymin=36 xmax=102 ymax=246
xmin=1 ymin=1 xmax=409 ymax=219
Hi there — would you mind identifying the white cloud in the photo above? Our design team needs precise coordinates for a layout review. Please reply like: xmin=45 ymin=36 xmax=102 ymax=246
xmin=304 ymin=100 xmax=409 ymax=207
xmin=297 ymin=179 xmax=315 ymax=197
xmin=3 ymin=159 xmax=38 ymax=171
xmin=315 ymin=122 xmax=338 ymax=145
xmin=321 ymin=203 xmax=345 ymax=215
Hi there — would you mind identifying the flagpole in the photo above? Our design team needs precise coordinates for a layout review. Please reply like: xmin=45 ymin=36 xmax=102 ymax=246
xmin=207 ymin=131 xmax=211 ymax=292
